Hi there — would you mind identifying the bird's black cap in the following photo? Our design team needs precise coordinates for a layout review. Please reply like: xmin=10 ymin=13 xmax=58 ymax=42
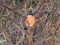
xmin=29 ymin=10 xmax=33 ymax=15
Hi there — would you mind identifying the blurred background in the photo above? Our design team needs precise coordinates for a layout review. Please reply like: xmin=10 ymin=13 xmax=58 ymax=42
xmin=0 ymin=0 xmax=60 ymax=45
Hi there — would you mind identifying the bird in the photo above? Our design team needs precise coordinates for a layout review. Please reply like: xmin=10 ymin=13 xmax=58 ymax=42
xmin=24 ymin=15 xmax=35 ymax=30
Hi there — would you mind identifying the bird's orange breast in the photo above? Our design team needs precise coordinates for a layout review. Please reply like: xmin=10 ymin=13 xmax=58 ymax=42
xmin=25 ymin=15 xmax=35 ymax=26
